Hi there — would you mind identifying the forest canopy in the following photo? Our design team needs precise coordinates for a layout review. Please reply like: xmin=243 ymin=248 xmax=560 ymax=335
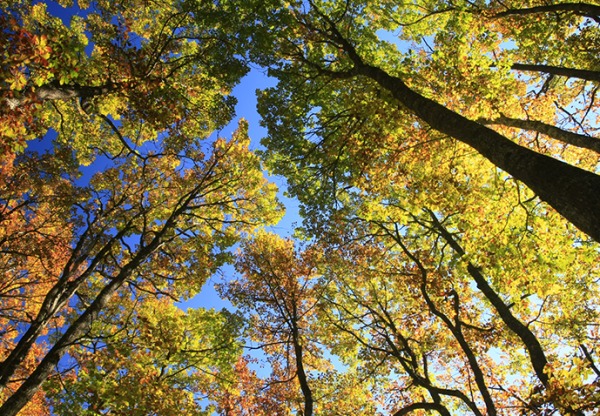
xmin=1 ymin=0 xmax=599 ymax=415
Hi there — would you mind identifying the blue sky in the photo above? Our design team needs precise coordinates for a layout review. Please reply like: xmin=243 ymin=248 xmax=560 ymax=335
xmin=179 ymin=67 xmax=302 ymax=312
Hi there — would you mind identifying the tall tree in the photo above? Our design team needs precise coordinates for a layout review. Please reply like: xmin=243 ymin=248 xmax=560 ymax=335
xmin=4 ymin=0 xmax=600 ymax=414
xmin=1 ymin=0 xmax=246 ymax=162
xmin=221 ymin=232 xmax=320 ymax=416
xmin=0 ymin=122 xmax=281 ymax=416
xmin=314 ymin=212 xmax=599 ymax=414
xmin=218 ymin=232 xmax=377 ymax=415
xmin=214 ymin=0 xmax=600 ymax=241
xmin=46 ymin=297 xmax=244 ymax=416
xmin=196 ymin=0 xmax=600 ymax=413
xmin=0 ymin=0 xmax=282 ymax=414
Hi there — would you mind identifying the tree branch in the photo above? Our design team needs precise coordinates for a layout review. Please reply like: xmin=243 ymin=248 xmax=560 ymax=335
xmin=479 ymin=115 xmax=600 ymax=154
xmin=492 ymin=3 xmax=600 ymax=23
xmin=509 ymin=63 xmax=600 ymax=83
xmin=393 ymin=401 xmax=452 ymax=416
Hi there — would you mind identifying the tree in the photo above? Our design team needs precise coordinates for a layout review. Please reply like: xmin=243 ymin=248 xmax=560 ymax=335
xmin=0 ymin=0 xmax=282 ymax=414
xmin=215 ymin=0 xmax=600 ymax=241
xmin=0 ymin=121 xmax=281 ymax=416
xmin=196 ymin=0 xmax=600 ymax=413
xmin=1 ymin=0 xmax=245 ymax=163
xmin=315 ymin=212 xmax=600 ymax=414
xmin=220 ymin=232 xmax=320 ymax=416
xmin=0 ymin=148 xmax=78 ymax=415
xmin=218 ymin=232 xmax=377 ymax=415
xmin=4 ymin=0 xmax=600 ymax=414
xmin=201 ymin=355 xmax=297 ymax=416
xmin=46 ymin=297 xmax=243 ymax=416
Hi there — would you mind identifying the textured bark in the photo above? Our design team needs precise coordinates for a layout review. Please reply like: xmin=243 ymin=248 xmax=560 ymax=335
xmin=510 ymin=63 xmax=600 ymax=83
xmin=4 ymin=81 xmax=119 ymax=109
xmin=480 ymin=116 xmax=600 ymax=154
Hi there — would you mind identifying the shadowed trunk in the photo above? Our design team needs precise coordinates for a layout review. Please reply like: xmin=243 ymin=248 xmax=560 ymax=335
xmin=393 ymin=402 xmax=452 ymax=416
xmin=355 ymin=61 xmax=600 ymax=240
xmin=0 ymin=179 xmax=205 ymax=416
xmin=293 ymin=335 xmax=314 ymax=416
xmin=424 ymin=210 xmax=549 ymax=387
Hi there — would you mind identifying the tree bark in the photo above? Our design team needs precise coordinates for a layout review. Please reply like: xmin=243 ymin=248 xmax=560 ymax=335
xmin=393 ymin=402 xmax=452 ymax=416
xmin=4 ymin=81 xmax=119 ymax=110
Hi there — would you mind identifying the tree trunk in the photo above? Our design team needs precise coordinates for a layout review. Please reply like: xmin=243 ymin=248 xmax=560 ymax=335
xmin=393 ymin=402 xmax=452 ymax=416
xmin=0 ymin=221 xmax=136 ymax=388
xmin=0 ymin=273 xmax=128 ymax=416
xmin=425 ymin=210 xmax=549 ymax=386
xmin=293 ymin=330 xmax=314 ymax=416
xmin=317 ymin=17 xmax=600 ymax=240
xmin=0 ymin=187 xmax=192 ymax=416
xmin=356 ymin=62 xmax=600 ymax=241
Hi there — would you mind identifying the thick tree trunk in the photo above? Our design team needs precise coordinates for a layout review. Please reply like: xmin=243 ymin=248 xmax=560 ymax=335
xmin=356 ymin=62 xmax=600 ymax=241
xmin=317 ymin=17 xmax=600 ymax=240
xmin=479 ymin=116 xmax=600 ymax=154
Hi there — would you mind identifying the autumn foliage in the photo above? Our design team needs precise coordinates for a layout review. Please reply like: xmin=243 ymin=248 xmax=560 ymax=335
xmin=1 ymin=0 xmax=600 ymax=415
